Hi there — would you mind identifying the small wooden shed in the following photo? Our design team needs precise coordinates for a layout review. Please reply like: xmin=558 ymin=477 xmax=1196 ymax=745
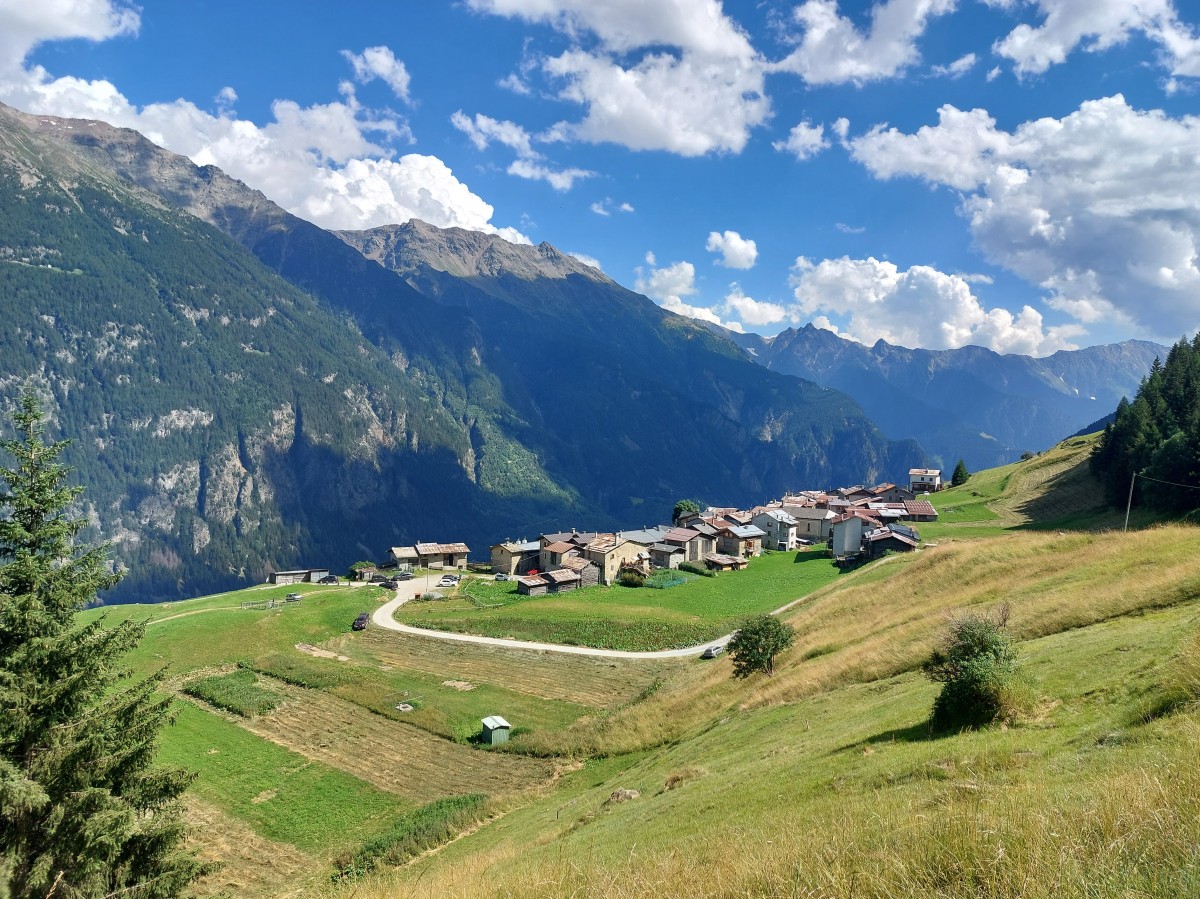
xmin=481 ymin=715 xmax=511 ymax=745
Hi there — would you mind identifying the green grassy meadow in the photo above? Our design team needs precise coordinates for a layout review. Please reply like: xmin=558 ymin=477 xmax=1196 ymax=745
xmin=158 ymin=701 xmax=403 ymax=855
xmin=396 ymin=549 xmax=845 ymax=650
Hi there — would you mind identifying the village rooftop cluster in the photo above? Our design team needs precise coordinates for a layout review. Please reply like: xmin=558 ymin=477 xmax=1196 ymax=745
xmin=356 ymin=468 xmax=944 ymax=595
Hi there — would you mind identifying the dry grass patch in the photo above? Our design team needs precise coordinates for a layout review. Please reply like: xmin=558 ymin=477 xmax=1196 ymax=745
xmin=235 ymin=677 xmax=555 ymax=803
xmin=352 ymin=629 xmax=679 ymax=708
xmin=752 ymin=526 xmax=1200 ymax=710
xmin=182 ymin=796 xmax=317 ymax=898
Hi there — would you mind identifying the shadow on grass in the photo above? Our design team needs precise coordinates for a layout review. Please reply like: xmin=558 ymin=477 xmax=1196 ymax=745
xmin=791 ymin=549 xmax=834 ymax=566
xmin=834 ymin=719 xmax=936 ymax=754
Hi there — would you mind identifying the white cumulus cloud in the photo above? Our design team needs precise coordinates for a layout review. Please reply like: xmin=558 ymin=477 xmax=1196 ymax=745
xmin=722 ymin=286 xmax=787 ymax=326
xmin=0 ymin=0 xmax=138 ymax=75
xmin=0 ymin=6 xmax=526 ymax=240
xmin=773 ymin=0 xmax=957 ymax=85
xmin=706 ymin=230 xmax=758 ymax=269
xmin=991 ymin=0 xmax=1200 ymax=78
xmin=451 ymin=109 xmax=594 ymax=191
xmin=543 ymin=48 xmax=770 ymax=156
xmin=465 ymin=0 xmax=755 ymax=59
xmin=790 ymin=256 xmax=1081 ymax=355
xmin=635 ymin=254 xmax=744 ymax=330
xmin=773 ymin=119 xmax=829 ymax=160
xmin=849 ymin=95 xmax=1200 ymax=341
xmin=931 ymin=52 xmax=978 ymax=78
xmin=341 ymin=46 xmax=413 ymax=102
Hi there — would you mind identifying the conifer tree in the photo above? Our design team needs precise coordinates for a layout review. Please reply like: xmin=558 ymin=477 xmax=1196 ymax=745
xmin=951 ymin=459 xmax=970 ymax=487
xmin=0 ymin=393 xmax=206 ymax=898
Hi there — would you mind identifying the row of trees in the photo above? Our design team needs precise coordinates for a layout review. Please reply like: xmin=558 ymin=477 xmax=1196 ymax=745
xmin=1091 ymin=334 xmax=1200 ymax=513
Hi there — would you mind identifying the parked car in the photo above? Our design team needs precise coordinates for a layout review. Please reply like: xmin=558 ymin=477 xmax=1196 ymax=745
xmin=285 ymin=592 xmax=302 ymax=601
xmin=396 ymin=571 xmax=414 ymax=581
xmin=352 ymin=612 xmax=370 ymax=631
xmin=700 ymin=644 xmax=724 ymax=659
xmin=494 ymin=573 xmax=510 ymax=581
xmin=438 ymin=575 xmax=458 ymax=587
xmin=379 ymin=579 xmax=398 ymax=590
xmin=369 ymin=574 xmax=388 ymax=583
xmin=318 ymin=575 xmax=338 ymax=584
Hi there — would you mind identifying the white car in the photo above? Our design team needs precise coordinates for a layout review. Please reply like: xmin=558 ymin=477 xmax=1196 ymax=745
xmin=438 ymin=575 xmax=459 ymax=587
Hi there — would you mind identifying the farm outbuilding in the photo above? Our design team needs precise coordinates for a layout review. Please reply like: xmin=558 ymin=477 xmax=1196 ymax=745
xmin=267 ymin=568 xmax=329 ymax=585
xmin=481 ymin=715 xmax=511 ymax=745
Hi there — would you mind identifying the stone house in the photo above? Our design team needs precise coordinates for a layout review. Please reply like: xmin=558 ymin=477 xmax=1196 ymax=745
xmin=716 ymin=524 xmax=764 ymax=558
xmin=782 ymin=505 xmax=837 ymax=541
xmin=752 ymin=509 xmax=800 ymax=551
xmin=415 ymin=542 xmax=470 ymax=570
xmin=491 ymin=540 xmax=541 ymax=576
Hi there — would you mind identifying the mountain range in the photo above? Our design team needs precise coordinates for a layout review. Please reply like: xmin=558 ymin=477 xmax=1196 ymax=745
xmin=724 ymin=326 xmax=1163 ymax=470
xmin=0 ymin=101 xmax=931 ymax=602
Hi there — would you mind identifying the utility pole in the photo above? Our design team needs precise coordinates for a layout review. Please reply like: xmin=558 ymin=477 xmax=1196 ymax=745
xmin=1124 ymin=471 xmax=1137 ymax=532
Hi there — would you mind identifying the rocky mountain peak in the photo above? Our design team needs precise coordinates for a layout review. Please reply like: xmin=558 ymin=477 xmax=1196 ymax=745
xmin=336 ymin=219 xmax=611 ymax=284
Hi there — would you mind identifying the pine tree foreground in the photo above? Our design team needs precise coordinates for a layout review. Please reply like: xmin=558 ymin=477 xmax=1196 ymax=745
xmin=0 ymin=394 xmax=206 ymax=897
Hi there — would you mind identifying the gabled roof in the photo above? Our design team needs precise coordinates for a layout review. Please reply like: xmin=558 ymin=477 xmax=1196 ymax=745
xmin=650 ymin=542 xmax=684 ymax=554
xmin=543 ymin=568 xmax=581 ymax=585
xmin=542 ymin=531 xmax=598 ymax=546
xmin=689 ymin=521 xmax=720 ymax=538
xmin=516 ymin=575 xmax=547 ymax=587
xmin=722 ymin=524 xmax=766 ymax=539
xmin=754 ymin=508 xmax=798 ymax=525
xmin=543 ymin=540 xmax=576 ymax=554
xmin=415 ymin=542 xmax=470 ymax=555
xmin=560 ymin=556 xmax=592 ymax=573
xmin=481 ymin=715 xmax=510 ymax=729
xmin=663 ymin=527 xmax=701 ymax=544
xmin=704 ymin=552 xmax=744 ymax=567
xmin=903 ymin=500 xmax=938 ymax=517
xmin=389 ymin=546 xmax=418 ymax=559
xmin=909 ymin=468 xmax=941 ymax=477
xmin=832 ymin=509 xmax=882 ymax=525
xmin=785 ymin=505 xmax=836 ymax=521
xmin=618 ymin=527 xmax=670 ymax=545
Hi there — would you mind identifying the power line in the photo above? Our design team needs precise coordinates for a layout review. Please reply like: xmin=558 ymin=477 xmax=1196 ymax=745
xmin=1125 ymin=470 xmax=1200 ymax=531
xmin=1135 ymin=472 xmax=1200 ymax=491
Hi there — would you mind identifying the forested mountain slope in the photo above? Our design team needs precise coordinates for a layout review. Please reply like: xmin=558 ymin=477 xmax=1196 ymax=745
xmin=0 ymin=102 xmax=923 ymax=601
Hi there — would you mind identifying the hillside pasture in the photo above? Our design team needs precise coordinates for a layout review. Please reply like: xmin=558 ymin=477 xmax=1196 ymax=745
xmin=331 ymin=557 xmax=1200 ymax=899
xmin=244 ymin=647 xmax=594 ymax=743
xmin=229 ymin=676 xmax=556 ymax=803
xmin=157 ymin=701 xmax=399 ymax=854
xmin=394 ymin=550 xmax=844 ymax=651
xmin=350 ymin=629 xmax=680 ymax=708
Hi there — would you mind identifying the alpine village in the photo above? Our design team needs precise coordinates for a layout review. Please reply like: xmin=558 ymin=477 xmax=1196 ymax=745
xmin=3 ymin=5 xmax=1200 ymax=899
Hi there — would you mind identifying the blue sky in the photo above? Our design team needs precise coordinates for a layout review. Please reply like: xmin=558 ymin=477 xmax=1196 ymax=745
xmin=3 ymin=1 xmax=1199 ymax=355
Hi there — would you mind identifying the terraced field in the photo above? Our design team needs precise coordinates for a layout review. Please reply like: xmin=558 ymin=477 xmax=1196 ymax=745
xmin=225 ymin=678 xmax=556 ymax=803
xmin=352 ymin=628 xmax=679 ymax=707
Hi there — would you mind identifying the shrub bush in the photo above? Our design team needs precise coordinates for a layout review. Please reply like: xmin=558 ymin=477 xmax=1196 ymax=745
xmin=923 ymin=607 xmax=1020 ymax=729
xmin=679 ymin=561 xmax=716 ymax=577
xmin=616 ymin=571 xmax=645 ymax=588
